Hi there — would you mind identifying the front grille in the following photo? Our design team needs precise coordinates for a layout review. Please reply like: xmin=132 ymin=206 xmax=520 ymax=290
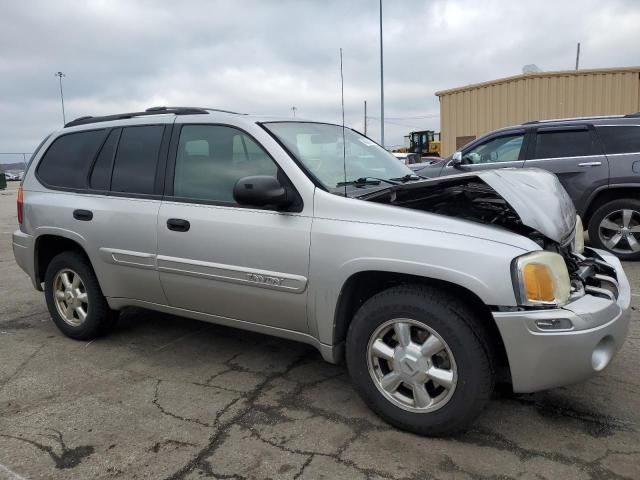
xmin=566 ymin=250 xmax=619 ymax=301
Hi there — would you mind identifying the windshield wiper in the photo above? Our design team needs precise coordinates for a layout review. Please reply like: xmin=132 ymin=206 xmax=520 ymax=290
xmin=336 ymin=177 xmax=400 ymax=187
xmin=388 ymin=174 xmax=423 ymax=183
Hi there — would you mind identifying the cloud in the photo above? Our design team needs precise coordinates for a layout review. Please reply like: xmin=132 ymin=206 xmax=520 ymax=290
xmin=1 ymin=0 xmax=639 ymax=160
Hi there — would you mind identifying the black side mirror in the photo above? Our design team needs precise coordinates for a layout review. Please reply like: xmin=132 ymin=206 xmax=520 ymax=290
xmin=233 ymin=176 xmax=292 ymax=208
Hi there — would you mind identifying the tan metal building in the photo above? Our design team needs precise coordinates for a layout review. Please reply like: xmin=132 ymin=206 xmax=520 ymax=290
xmin=436 ymin=66 xmax=640 ymax=156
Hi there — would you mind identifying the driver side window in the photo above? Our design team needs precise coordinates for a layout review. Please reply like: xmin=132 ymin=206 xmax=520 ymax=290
xmin=173 ymin=125 xmax=278 ymax=203
xmin=462 ymin=134 xmax=524 ymax=165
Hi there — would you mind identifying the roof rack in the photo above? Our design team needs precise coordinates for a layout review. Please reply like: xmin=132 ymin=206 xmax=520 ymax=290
xmin=522 ymin=114 xmax=629 ymax=125
xmin=64 ymin=106 xmax=209 ymax=128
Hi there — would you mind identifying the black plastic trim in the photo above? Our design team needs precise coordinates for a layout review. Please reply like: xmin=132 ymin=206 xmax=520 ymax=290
xmin=65 ymin=107 xmax=208 ymax=128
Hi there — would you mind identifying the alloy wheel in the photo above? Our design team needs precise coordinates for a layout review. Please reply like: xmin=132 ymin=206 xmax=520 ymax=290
xmin=367 ymin=318 xmax=457 ymax=413
xmin=53 ymin=268 xmax=89 ymax=327
xmin=598 ymin=209 xmax=640 ymax=254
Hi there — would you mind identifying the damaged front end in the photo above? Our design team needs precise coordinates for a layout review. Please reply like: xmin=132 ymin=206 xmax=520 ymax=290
xmin=359 ymin=168 xmax=620 ymax=305
xmin=359 ymin=168 xmax=576 ymax=248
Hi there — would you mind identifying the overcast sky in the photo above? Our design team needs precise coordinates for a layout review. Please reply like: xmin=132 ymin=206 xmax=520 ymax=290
xmin=1 ymin=0 xmax=639 ymax=162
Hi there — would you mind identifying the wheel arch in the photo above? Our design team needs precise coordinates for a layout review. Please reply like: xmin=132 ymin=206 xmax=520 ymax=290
xmin=583 ymin=186 xmax=640 ymax=227
xmin=332 ymin=270 xmax=511 ymax=383
xmin=34 ymin=231 xmax=94 ymax=286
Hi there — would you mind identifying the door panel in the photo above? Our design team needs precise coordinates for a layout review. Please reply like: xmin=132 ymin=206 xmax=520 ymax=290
xmin=156 ymin=122 xmax=311 ymax=332
xmin=33 ymin=191 xmax=166 ymax=303
xmin=157 ymin=202 xmax=311 ymax=332
xmin=87 ymin=196 xmax=165 ymax=303
xmin=595 ymin=125 xmax=640 ymax=186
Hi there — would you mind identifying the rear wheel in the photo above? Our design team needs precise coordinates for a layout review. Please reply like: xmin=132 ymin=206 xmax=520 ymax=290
xmin=44 ymin=251 xmax=117 ymax=340
xmin=346 ymin=284 xmax=494 ymax=436
xmin=588 ymin=199 xmax=640 ymax=260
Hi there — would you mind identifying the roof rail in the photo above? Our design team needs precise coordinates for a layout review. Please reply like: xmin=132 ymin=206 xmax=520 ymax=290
xmin=64 ymin=106 xmax=209 ymax=128
xmin=522 ymin=114 xmax=625 ymax=125
xmin=624 ymin=112 xmax=640 ymax=118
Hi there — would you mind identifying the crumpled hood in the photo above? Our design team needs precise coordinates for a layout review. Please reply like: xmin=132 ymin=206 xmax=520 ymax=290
xmin=472 ymin=168 xmax=576 ymax=244
xmin=359 ymin=167 xmax=577 ymax=245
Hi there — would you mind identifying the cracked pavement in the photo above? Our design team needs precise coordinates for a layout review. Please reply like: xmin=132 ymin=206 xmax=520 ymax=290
xmin=0 ymin=183 xmax=639 ymax=479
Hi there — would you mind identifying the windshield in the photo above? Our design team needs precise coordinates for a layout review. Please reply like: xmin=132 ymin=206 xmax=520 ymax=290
xmin=263 ymin=122 xmax=414 ymax=193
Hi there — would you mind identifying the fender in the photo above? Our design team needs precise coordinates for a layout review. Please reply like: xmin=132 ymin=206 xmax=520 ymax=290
xmin=309 ymin=244 xmax=522 ymax=346
xmin=33 ymin=227 xmax=107 ymax=292
xmin=583 ymin=183 xmax=640 ymax=220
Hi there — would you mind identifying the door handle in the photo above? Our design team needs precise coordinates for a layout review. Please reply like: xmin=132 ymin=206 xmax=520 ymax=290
xmin=578 ymin=162 xmax=602 ymax=167
xmin=167 ymin=218 xmax=190 ymax=232
xmin=73 ymin=209 xmax=93 ymax=221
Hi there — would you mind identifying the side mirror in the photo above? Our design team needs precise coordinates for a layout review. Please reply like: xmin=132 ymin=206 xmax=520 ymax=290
xmin=233 ymin=175 xmax=292 ymax=208
xmin=451 ymin=151 xmax=464 ymax=169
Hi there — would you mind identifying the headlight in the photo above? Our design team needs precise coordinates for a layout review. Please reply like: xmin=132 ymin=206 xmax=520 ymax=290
xmin=513 ymin=251 xmax=571 ymax=306
xmin=573 ymin=216 xmax=585 ymax=254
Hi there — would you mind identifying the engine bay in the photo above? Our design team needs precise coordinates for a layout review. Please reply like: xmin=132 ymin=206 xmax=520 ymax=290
xmin=366 ymin=177 xmax=546 ymax=245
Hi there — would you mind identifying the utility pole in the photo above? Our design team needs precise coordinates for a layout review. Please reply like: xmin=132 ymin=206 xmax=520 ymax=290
xmin=54 ymin=71 xmax=66 ymax=125
xmin=291 ymin=106 xmax=297 ymax=118
xmin=575 ymin=42 xmax=581 ymax=70
xmin=379 ymin=0 xmax=385 ymax=148
xmin=364 ymin=100 xmax=367 ymax=136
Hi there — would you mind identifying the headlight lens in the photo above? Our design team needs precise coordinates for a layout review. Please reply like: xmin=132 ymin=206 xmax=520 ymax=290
xmin=573 ymin=216 xmax=585 ymax=254
xmin=514 ymin=251 xmax=570 ymax=306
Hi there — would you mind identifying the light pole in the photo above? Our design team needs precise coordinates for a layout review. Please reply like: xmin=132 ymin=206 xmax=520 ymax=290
xmin=379 ymin=0 xmax=385 ymax=148
xmin=291 ymin=106 xmax=297 ymax=118
xmin=364 ymin=100 xmax=367 ymax=136
xmin=54 ymin=71 xmax=66 ymax=125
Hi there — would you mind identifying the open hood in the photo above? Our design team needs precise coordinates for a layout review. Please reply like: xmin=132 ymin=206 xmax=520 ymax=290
xmin=360 ymin=168 xmax=577 ymax=245
xmin=476 ymin=169 xmax=576 ymax=244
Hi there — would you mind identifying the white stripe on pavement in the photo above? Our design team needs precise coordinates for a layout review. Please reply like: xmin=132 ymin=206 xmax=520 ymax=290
xmin=0 ymin=463 xmax=28 ymax=480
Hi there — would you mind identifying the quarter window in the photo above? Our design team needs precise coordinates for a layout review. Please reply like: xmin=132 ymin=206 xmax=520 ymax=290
xmin=37 ymin=129 xmax=106 ymax=188
xmin=595 ymin=126 xmax=640 ymax=155
xmin=533 ymin=130 xmax=591 ymax=159
xmin=111 ymin=125 xmax=164 ymax=195
xmin=462 ymin=134 xmax=524 ymax=164
xmin=173 ymin=125 xmax=277 ymax=203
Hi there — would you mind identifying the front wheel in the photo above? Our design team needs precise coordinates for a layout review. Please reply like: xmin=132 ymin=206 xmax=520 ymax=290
xmin=588 ymin=198 xmax=640 ymax=260
xmin=346 ymin=284 xmax=494 ymax=436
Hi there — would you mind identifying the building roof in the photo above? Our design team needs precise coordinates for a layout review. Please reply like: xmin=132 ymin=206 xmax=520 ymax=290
xmin=435 ymin=66 xmax=640 ymax=97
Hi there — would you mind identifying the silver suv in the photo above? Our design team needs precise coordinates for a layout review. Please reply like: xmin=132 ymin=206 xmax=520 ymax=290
xmin=13 ymin=107 xmax=631 ymax=436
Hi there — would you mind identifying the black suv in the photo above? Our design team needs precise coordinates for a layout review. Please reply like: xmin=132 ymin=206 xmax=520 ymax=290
xmin=413 ymin=114 xmax=640 ymax=259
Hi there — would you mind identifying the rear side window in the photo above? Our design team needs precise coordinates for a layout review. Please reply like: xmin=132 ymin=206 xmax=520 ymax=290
xmin=111 ymin=125 xmax=164 ymax=194
xmin=596 ymin=126 xmax=640 ymax=154
xmin=37 ymin=130 xmax=106 ymax=188
xmin=533 ymin=130 xmax=591 ymax=159
xmin=90 ymin=129 xmax=120 ymax=190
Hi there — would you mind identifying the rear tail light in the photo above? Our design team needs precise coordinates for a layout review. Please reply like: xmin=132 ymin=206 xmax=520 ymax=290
xmin=17 ymin=185 xmax=23 ymax=224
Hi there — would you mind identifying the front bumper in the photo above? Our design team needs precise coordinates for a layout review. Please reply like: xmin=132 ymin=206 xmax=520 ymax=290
xmin=12 ymin=229 xmax=41 ymax=291
xmin=494 ymin=248 xmax=631 ymax=393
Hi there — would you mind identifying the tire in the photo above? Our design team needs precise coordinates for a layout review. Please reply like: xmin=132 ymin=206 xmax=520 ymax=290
xmin=44 ymin=251 xmax=117 ymax=340
xmin=346 ymin=284 xmax=494 ymax=436
xmin=588 ymin=198 xmax=640 ymax=261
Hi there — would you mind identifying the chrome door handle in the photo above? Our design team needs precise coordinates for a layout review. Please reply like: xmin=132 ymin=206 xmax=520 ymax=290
xmin=578 ymin=162 xmax=602 ymax=167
